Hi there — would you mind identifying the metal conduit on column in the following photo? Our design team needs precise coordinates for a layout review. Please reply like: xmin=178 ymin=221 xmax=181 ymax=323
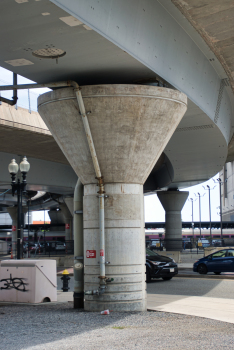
xmin=74 ymin=88 xmax=106 ymax=294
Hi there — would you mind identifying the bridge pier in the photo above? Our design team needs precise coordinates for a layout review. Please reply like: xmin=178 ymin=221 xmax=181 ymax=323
xmin=38 ymin=84 xmax=187 ymax=311
xmin=7 ymin=206 xmax=28 ymax=256
xmin=157 ymin=190 xmax=189 ymax=251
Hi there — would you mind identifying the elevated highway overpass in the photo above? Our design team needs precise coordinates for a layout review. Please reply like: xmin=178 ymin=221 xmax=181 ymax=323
xmin=0 ymin=0 xmax=234 ymax=311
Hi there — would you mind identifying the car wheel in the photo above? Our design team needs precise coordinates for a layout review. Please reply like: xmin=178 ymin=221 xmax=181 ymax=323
xmin=214 ymin=272 xmax=221 ymax=275
xmin=197 ymin=264 xmax=207 ymax=274
xmin=146 ymin=268 xmax=151 ymax=283
xmin=162 ymin=277 xmax=172 ymax=281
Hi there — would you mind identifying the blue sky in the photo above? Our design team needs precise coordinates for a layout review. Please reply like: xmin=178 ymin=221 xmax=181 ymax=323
xmin=0 ymin=66 xmax=221 ymax=223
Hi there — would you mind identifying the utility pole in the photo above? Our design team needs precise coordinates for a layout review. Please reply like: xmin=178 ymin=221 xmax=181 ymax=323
xmin=188 ymin=198 xmax=197 ymax=241
xmin=194 ymin=192 xmax=205 ymax=240
xmin=213 ymin=177 xmax=228 ymax=242
xmin=202 ymin=185 xmax=216 ymax=238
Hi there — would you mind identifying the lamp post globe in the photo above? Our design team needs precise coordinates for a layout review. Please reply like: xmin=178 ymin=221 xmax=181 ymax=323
xmin=8 ymin=159 xmax=19 ymax=175
xmin=19 ymin=156 xmax=30 ymax=173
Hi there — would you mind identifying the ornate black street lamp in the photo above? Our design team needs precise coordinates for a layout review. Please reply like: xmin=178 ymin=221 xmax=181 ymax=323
xmin=8 ymin=157 xmax=30 ymax=259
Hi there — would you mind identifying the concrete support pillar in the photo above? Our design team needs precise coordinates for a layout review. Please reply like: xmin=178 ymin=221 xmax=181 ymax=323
xmin=38 ymin=84 xmax=187 ymax=311
xmin=84 ymin=183 xmax=146 ymax=311
xmin=60 ymin=203 xmax=73 ymax=240
xmin=7 ymin=206 xmax=18 ymax=254
xmin=64 ymin=197 xmax=74 ymax=217
xmin=157 ymin=191 xmax=189 ymax=251
xmin=7 ymin=206 xmax=28 ymax=255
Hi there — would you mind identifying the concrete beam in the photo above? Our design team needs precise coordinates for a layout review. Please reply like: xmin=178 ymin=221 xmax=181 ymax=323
xmin=51 ymin=0 xmax=234 ymax=145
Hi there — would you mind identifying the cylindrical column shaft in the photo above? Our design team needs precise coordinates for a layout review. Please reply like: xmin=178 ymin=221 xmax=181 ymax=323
xmin=84 ymin=183 xmax=146 ymax=312
xmin=157 ymin=191 xmax=189 ymax=251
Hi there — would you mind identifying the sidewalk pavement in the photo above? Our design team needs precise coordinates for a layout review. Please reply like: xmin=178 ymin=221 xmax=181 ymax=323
xmin=147 ymin=293 xmax=234 ymax=324
xmin=178 ymin=263 xmax=193 ymax=268
xmin=57 ymin=291 xmax=73 ymax=302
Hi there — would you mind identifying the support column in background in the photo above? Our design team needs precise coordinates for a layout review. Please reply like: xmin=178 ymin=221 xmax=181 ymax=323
xmin=157 ymin=190 xmax=189 ymax=251
xmin=7 ymin=206 xmax=17 ymax=255
xmin=60 ymin=203 xmax=73 ymax=240
xmin=7 ymin=206 xmax=28 ymax=256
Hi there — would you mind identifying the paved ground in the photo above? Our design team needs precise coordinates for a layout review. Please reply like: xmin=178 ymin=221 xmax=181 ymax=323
xmin=147 ymin=277 xmax=234 ymax=324
xmin=57 ymin=276 xmax=234 ymax=323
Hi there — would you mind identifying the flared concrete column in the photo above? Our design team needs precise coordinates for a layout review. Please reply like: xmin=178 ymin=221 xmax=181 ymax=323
xmin=38 ymin=84 xmax=187 ymax=311
xmin=157 ymin=191 xmax=189 ymax=251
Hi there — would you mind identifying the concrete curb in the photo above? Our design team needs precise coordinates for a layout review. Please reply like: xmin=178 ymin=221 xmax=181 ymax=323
xmin=176 ymin=273 xmax=234 ymax=280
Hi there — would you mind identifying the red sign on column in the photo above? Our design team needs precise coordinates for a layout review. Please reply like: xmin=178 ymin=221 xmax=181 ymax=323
xmin=86 ymin=250 xmax=96 ymax=258
xmin=65 ymin=223 xmax=70 ymax=229
xmin=100 ymin=249 xmax=104 ymax=257
xmin=12 ymin=225 xmax=16 ymax=232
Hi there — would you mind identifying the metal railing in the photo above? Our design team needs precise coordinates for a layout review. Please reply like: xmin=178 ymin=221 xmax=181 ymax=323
xmin=0 ymin=240 xmax=74 ymax=260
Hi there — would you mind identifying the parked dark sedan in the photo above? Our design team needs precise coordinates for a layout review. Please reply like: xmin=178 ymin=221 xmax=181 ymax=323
xmin=146 ymin=248 xmax=178 ymax=282
xmin=193 ymin=249 xmax=234 ymax=274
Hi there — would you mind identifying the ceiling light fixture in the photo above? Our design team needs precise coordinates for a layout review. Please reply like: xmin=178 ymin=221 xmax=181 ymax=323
xmin=32 ymin=48 xmax=66 ymax=64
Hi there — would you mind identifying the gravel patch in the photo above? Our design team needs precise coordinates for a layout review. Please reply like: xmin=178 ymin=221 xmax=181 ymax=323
xmin=0 ymin=303 xmax=234 ymax=350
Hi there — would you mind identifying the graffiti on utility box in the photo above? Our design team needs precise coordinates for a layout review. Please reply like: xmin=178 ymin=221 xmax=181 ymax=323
xmin=0 ymin=274 xmax=28 ymax=292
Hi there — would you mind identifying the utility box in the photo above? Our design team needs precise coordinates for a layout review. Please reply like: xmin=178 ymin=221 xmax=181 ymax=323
xmin=0 ymin=260 xmax=57 ymax=303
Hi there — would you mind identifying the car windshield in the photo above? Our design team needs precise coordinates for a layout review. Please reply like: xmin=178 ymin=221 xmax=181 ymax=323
xmin=212 ymin=250 xmax=226 ymax=258
xmin=146 ymin=248 xmax=159 ymax=257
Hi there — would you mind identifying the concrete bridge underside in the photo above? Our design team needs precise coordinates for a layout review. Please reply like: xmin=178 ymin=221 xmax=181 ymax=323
xmin=0 ymin=0 xmax=234 ymax=311
xmin=0 ymin=103 xmax=77 ymax=196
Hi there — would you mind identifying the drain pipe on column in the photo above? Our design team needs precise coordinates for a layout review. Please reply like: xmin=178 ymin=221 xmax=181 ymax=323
xmin=74 ymin=88 xmax=111 ymax=296
xmin=0 ymin=80 xmax=111 ymax=295
xmin=73 ymin=179 xmax=84 ymax=308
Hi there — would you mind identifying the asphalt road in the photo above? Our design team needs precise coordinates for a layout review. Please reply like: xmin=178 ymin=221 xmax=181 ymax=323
xmin=147 ymin=276 xmax=234 ymax=299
